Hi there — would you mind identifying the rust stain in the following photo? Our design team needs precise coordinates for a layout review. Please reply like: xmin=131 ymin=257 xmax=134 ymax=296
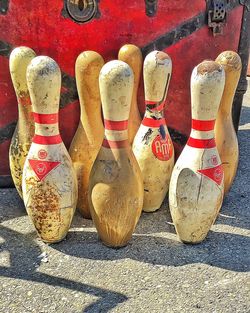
xmin=197 ymin=61 xmax=222 ymax=74
xmin=26 ymin=179 xmax=62 ymax=242
xmin=157 ymin=51 xmax=170 ymax=61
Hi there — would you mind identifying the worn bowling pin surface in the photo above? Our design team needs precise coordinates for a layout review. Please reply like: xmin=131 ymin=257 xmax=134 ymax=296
xmin=118 ymin=44 xmax=142 ymax=144
xmin=169 ymin=61 xmax=225 ymax=244
xmin=132 ymin=51 xmax=174 ymax=212
xmin=69 ymin=51 xmax=104 ymax=219
xmin=89 ymin=60 xmax=143 ymax=248
xmin=215 ymin=51 xmax=242 ymax=195
xmin=22 ymin=56 xmax=77 ymax=243
xmin=9 ymin=47 xmax=36 ymax=198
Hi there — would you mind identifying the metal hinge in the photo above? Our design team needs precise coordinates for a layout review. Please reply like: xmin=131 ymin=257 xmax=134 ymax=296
xmin=207 ymin=0 xmax=228 ymax=36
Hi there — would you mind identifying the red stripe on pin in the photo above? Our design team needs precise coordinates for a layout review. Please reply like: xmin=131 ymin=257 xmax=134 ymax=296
xmin=33 ymin=113 xmax=59 ymax=124
xmin=145 ymin=100 xmax=165 ymax=111
xmin=192 ymin=119 xmax=215 ymax=131
xmin=142 ymin=117 xmax=166 ymax=128
xmin=102 ymin=139 xmax=128 ymax=149
xmin=33 ymin=134 xmax=62 ymax=145
xmin=145 ymin=100 xmax=157 ymax=105
xmin=104 ymin=119 xmax=128 ymax=131
xmin=187 ymin=137 xmax=216 ymax=149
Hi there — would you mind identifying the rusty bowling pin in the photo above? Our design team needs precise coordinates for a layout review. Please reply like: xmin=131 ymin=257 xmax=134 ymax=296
xmin=22 ymin=56 xmax=78 ymax=243
xmin=9 ymin=46 xmax=36 ymax=198
xmin=118 ymin=44 xmax=142 ymax=144
xmin=69 ymin=51 xmax=104 ymax=219
xmin=169 ymin=61 xmax=225 ymax=244
xmin=132 ymin=51 xmax=174 ymax=212
xmin=89 ymin=60 xmax=144 ymax=248
xmin=215 ymin=51 xmax=242 ymax=194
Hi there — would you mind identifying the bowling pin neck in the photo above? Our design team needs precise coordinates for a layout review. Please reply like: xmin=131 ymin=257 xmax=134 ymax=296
xmin=17 ymin=96 xmax=33 ymax=124
xmin=80 ymin=101 xmax=103 ymax=130
xmin=191 ymin=61 xmax=225 ymax=121
xmin=118 ymin=44 xmax=142 ymax=108
xmin=145 ymin=100 xmax=165 ymax=118
xmin=75 ymin=51 xmax=104 ymax=134
xmin=33 ymin=112 xmax=60 ymax=137
xmin=27 ymin=56 xmax=61 ymax=115
xmin=143 ymin=51 xmax=172 ymax=104
xmin=103 ymin=119 xmax=129 ymax=149
xmin=187 ymin=119 xmax=216 ymax=149
xmin=217 ymin=98 xmax=234 ymax=117
xmin=216 ymin=51 xmax=242 ymax=116
xmin=9 ymin=47 xmax=36 ymax=127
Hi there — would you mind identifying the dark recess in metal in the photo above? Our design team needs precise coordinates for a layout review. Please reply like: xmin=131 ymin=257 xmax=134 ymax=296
xmin=62 ymin=0 xmax=100 ymax=23
xmin=0 ymin=122 xmax=17 ymax=145
xmin=0 ymin=0 xmax=9 ymax=15
xmin=145 ymin=0 xmax=158 ymax=17
xmin=60 ymin=72 xmax=78 ymax=108
xmin=232 ymin=5 xmax=250 ymax=131
xmin=168 ymin=127 xmax=188 ymax=146
xmin=0 ymin=176 xmax=14 ymax=188
xmin=0 ymin=40 xmax=12 ymax=57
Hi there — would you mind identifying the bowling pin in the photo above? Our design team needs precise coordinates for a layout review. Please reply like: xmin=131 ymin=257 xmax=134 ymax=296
xmin=69 ymin=51 xmax=104 ymax=219
xmin=9 ymin=46 xmax=36 ymax=198
xmin=88 ymin=60 xmax=144 ymax=248
xmin=169 ymin=60 xmax=225 ymax=244
xmin=132 ymin=51 xmax=174 ymax=212
xmin=215 ymin=51 xmax=242 ymax=194
xmin=118 ymin=44 xmax=142 ymax=144
xmin=22 ymin=56 xmax=78 ymax=243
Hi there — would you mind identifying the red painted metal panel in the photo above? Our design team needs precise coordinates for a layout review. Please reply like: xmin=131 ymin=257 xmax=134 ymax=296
xmin=165 ymin=6 xmax=243 ymax=136
xmin=0 ymin=1 xmax=244 ymax=177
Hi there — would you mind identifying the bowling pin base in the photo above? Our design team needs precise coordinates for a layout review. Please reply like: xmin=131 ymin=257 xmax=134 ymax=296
xmin=169 ymin=167 xmax=223 ymax=244
xmin=77 ymin=207 xmax=92 ymax=219
xmin=179 ymin=238 xmax=204 ymax=245
xmin=39 ymin=234 xmax=67 ymax=244
xmin=99 ymin=237 xmax=129 ymax=249
xmin=142 ymin=206 xmax=161 ymax=213
xmin=77 ymin=195 xmax=92 ymax=219
xmin=142 ymin=191 xmax=168 ymax=213
xmin=9 ymin=139 xmax=32 ymax=200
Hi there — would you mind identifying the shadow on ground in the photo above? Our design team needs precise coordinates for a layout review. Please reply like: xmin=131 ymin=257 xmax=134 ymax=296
xmin=0 ymin=224 xmax=127 ymax=313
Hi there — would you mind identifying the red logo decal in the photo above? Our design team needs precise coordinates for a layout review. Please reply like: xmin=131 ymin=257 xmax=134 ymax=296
xmin=198 ymin=164 xmax=223 ymax=186
xmin=211 ymin=155 xmax=218 ymax=166
xmin=152 ymin=135 xmax=173 ymax=161
xmin=28 ymin=159 xmax=61 ymax=181
xmin=38 ymin=149 xmax=48 ymax=159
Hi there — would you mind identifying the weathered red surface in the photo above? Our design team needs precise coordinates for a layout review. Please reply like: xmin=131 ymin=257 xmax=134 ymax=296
xmin=0 ymin=0 xmax=244 ymax=176
xmin=165 ymin=6 xmax=243 ymax=136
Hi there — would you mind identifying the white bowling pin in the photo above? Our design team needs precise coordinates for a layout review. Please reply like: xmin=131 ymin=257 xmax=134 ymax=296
xmin=69 ymin=51 xmax=104 ymax=219
xmin=22 ymin=56 xmax=78 ymax=243
xmin=88 ymin=60 xmax=144 ymax=248
xmin=118 ymin=44 xmax=142 ymax=144
xmin=215 ymin=51 xmax=242 ymax=195
xmin=132 ymin=50 xmax=174 ymax=212
xmin=9 ymin=46 xmax=36 ymax=198
xmin=169 ymin=60 xmax=225 ymax=244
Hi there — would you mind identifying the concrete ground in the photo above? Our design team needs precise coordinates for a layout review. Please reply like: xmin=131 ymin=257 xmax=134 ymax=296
xmin=0 ymin=79 xmax=249 ymax=313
